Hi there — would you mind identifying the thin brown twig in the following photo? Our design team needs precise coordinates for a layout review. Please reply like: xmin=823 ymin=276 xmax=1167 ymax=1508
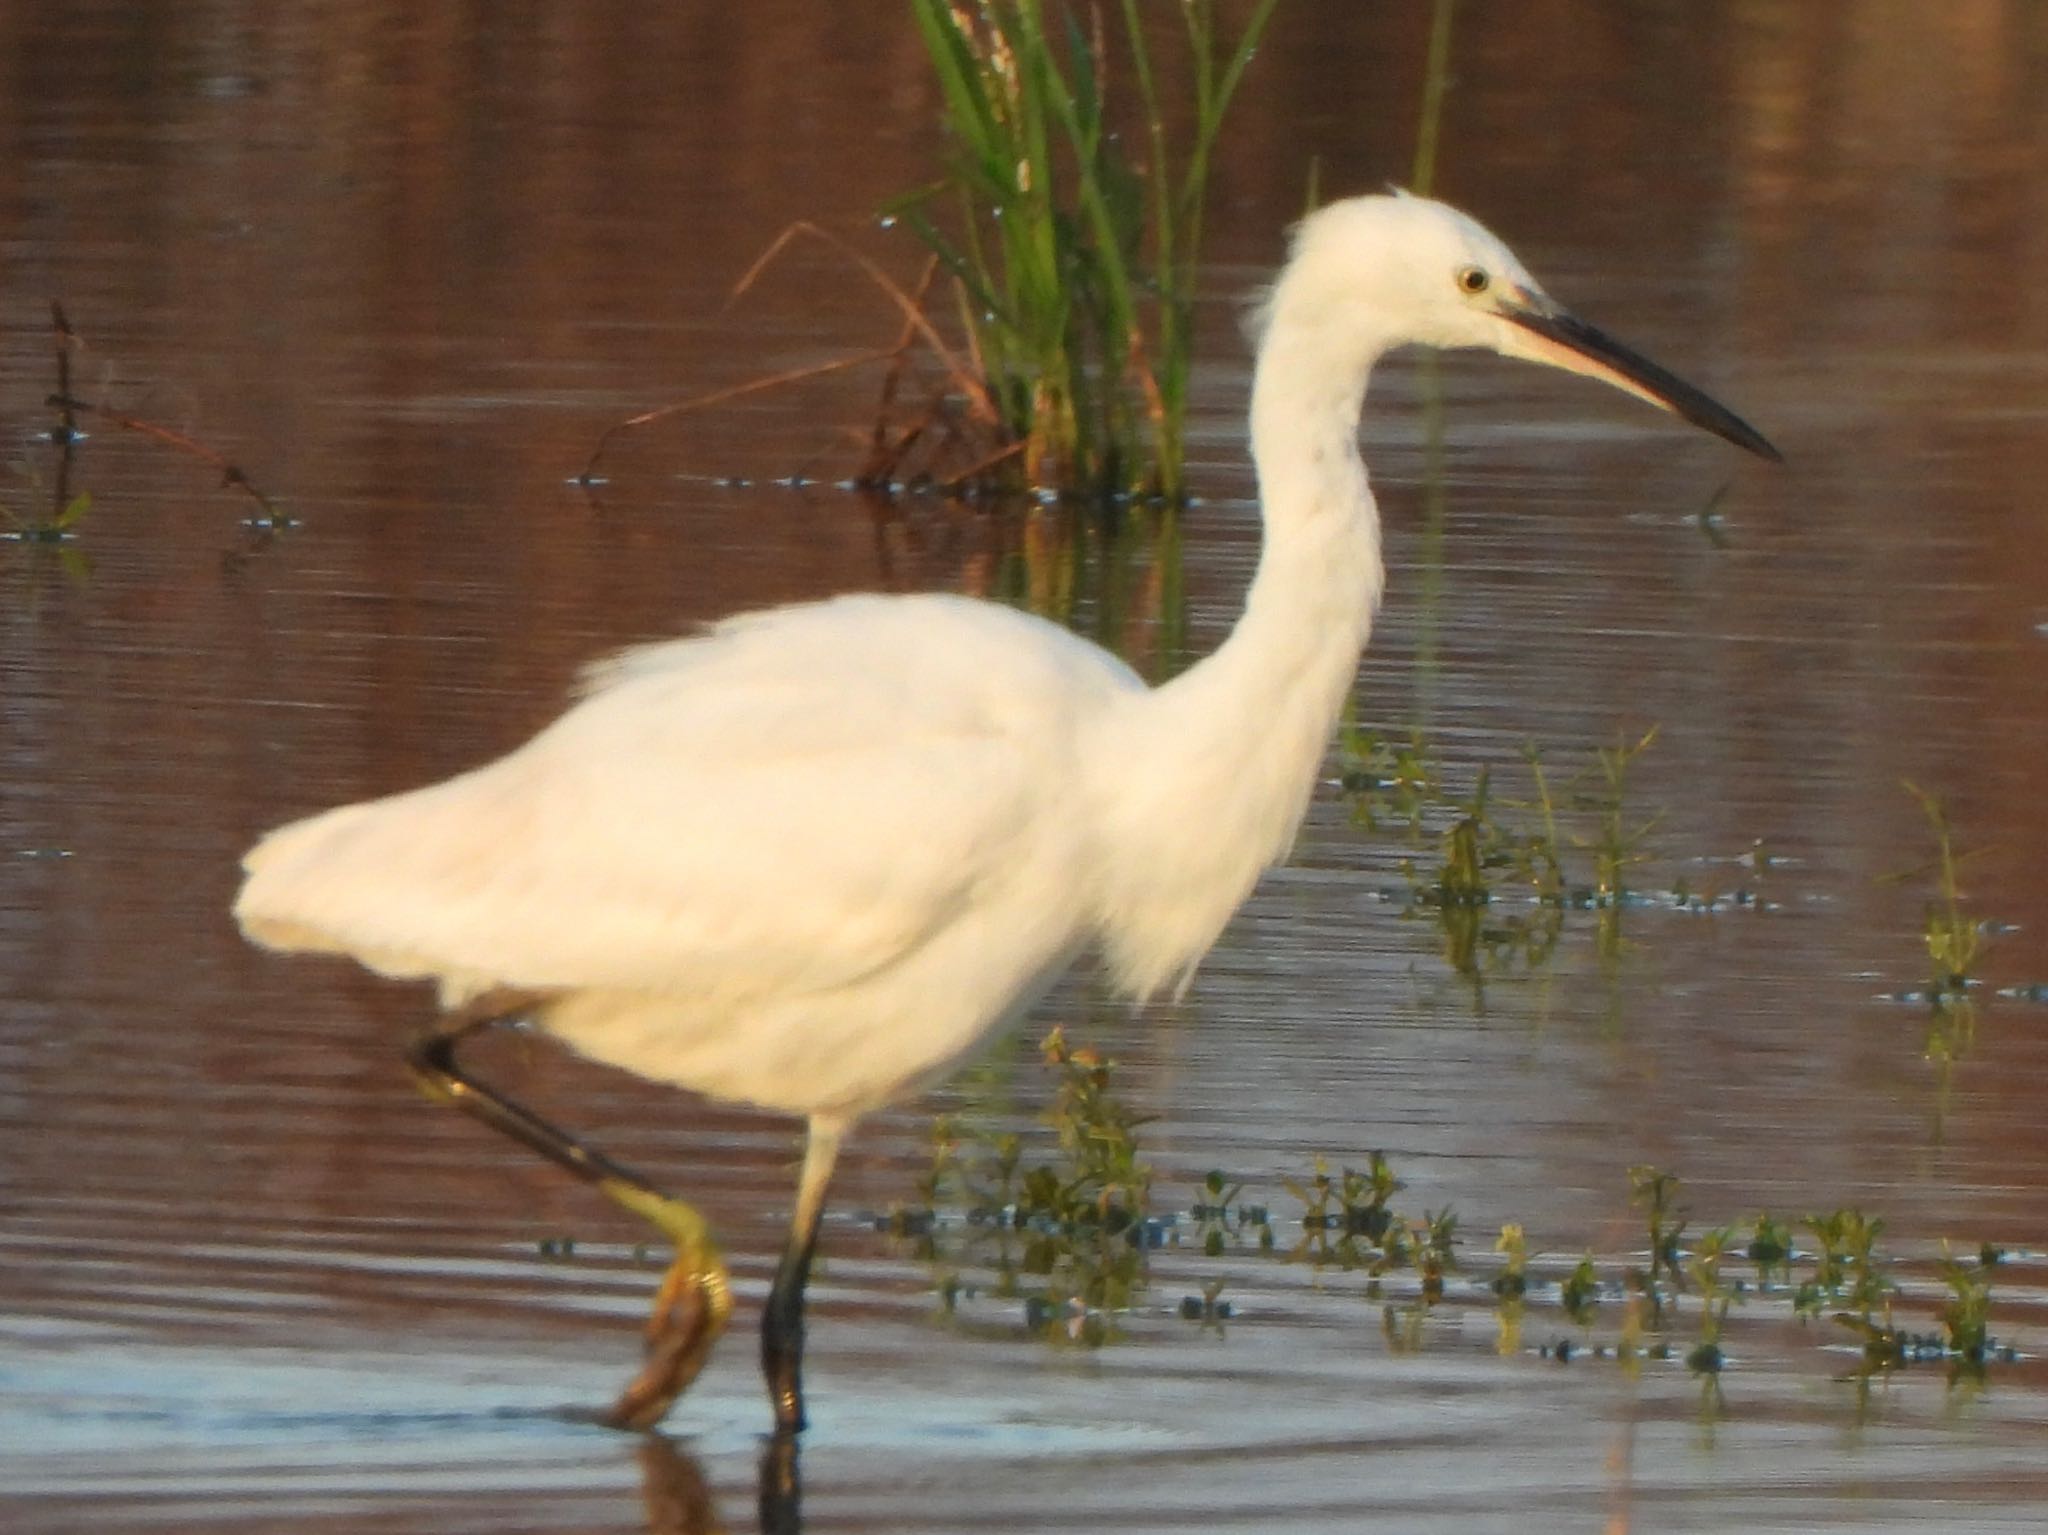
xmin=865 ymin=257 xmax=944 ymax=475
xmin=49 ymin=303 xmax=82 ymax=526
xmin=860 ymin=397 xmax=946 ymax=488
xmin=578 ymin=347 xmax=899 ymax=485
xmin=938 ymin=438 xmax=1026 ymax=490
xmin=579 ymin=227 xmax=1016 ymax=493
xmin=46 ymin=391 xmax=282 ymax=520
xmin=732 ymin=221 xmax=997 ymax=425
xmin=50 ymin=303 xmax=78 ymax=445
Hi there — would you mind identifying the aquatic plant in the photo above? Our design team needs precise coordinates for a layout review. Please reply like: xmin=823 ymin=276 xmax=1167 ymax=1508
xmin=1491 ymin=1223 xmax=1529 ymax=1298
xmin=1901 ymin=780 xmax=1984 ymax=999
xmin=1745 ymin=1212 xmax=1793 ymax=1283
xmin=1627 ymin=1164 xmax=1687 ymax=1290
xmin=1560 ymin=1253 xmax=1601 ymax=1324
xmin=1336 ymin=724 xmax=1723 ymax=990
xmin=1192 ymin=1168 xmax=1271 ymax=1256
xmin=1683 ymin=1224 xmax=1739 ymax=1372
xmin=1178 ymin=1278 xmax=1233 ymax=1326
xmin=1796 ymin=1206 xmax=1901 ymax=1367
xmin=893 ymin=0 xmax=1282 ymax=501
xmin=1339 ymin=727 xmax=1444 ymax=839
xmin=5 ymin=302 xmax=285 ymax=549
xmin=0 ymin=471 xmax=90 ymax=546
xmin=1491 ymin=1223 xmax=1528 ymax=1354
xmin=1936 ymin=1242 xmax=1995 ymax=1366
xmin=1283 ymin=1151 xmax=1403 ymax=1270
xmin=886 ymin=1027 xmax=1158 ymax=1343
xmin=893 ymin=1119 xmax=2017 ymax=1390
xmin=1578 ymin=726 xmax=1662 ymax=909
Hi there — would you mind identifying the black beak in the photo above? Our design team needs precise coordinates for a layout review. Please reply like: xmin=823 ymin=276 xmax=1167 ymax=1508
xmin=1502 ymin=300 xmax=1782 ymax=463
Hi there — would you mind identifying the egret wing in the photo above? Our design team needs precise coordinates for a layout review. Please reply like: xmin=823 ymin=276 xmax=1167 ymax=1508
xmin=237 ymin=596 xmax=1130 ymax=1007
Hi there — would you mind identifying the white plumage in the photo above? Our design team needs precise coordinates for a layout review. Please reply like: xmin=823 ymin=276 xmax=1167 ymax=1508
xmin=241 ymin=595 xmax=1140 ymax=1111
xmin=234 ymin=193 xmax=1775 ymax=1431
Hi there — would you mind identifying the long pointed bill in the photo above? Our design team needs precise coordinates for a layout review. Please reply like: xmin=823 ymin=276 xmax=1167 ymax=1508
xmin=1499 ymin=296 xmax=1782 ymax=462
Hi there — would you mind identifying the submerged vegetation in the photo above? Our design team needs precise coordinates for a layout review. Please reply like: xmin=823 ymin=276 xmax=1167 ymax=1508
xmin=881 ymin=1044 xmax=2025 ymax=1391
xmin=1902 ymin=780 xmax=1985 ymax=1001
xmin=885 ymin=0 xmax=1283 ymax=502
xmin=859 ymin=736 xmax=2034 ymax=1384
xmin=1337 ymin=722 xmax=1741 ymax=987
xmin=3 ymin=301 xmax=284 ymax=582
xmin=856 ymin=717 xmax=2043 ymax=1396
xmin=886 ymin=1027 xmax=1158 ymax=1343
xmin=1875 ymin=783 xmax=2046 ymax=1131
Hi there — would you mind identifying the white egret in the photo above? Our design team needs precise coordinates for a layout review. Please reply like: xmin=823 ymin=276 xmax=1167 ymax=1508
xmin=234 ymin=193 xmax=1777 ymax=1435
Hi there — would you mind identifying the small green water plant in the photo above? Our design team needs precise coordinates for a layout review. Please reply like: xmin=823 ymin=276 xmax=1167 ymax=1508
xmin=1191 ymin=1168 xmax=1271 ymax=1256
xmin=1628 ymin=1165 xmax=1688 ymax=1290
xmin=1684 ymin=1225 xmax=1739 ymax=1372
xmin=1491 ymin=1223 xmax=1530 ymax=1298
xmin=1796 ymin=1208 xmax=1903 ymax=1363
xmin=1579 ymin=726 xmax=1662 ymax=908
xmin=1490 ymin=1222 xmax=1527 ymax=1354
xmin=1560 ymin=1253 xmax=1601 ymax=1324
xmin=1409 ymin=1208 xmax=1460 ymax=1299
xmin=1178 ymin=1277 xmax=1233 ymax=1327
xmin=1796 ymin=1206 xmax=1874 ymax=1318
xmin=895 ymin=0 xmax=1282 ymax=501
xmin=888 ymin=1027 xmax=1156 ymax=1343
xmin=1283 ymin=1151 xmax=1402 ymax=1269
xmin=1937 ymin=1242 xmax=1995 ymax=1367
xmin=1009 ymin=1028 xmax=1154 ymax=1339
xmin=0 ymin=487 xmax=90 ymax=545
xmin=1335 ymin=725 xmax=1713 ymax=989
xmin=1339 ymin=727 xmax=1445 ymax=839
xmin=1745 ymin=1212 xmax=1793 ymax=1284
xmin=1901 ymin=781 xmax=1984 ymax=1000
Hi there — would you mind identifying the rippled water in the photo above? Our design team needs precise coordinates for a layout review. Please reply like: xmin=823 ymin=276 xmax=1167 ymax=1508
xmin=5 ymin=3 xmax=2048 ymax=1530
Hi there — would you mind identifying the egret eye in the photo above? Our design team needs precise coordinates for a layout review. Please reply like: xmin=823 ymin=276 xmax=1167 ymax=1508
xmin=1457 ymin=265 xmax=1490 ymax=295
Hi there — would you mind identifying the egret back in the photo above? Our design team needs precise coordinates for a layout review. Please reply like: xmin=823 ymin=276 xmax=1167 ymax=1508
xmin=236 ymin=593 xmax=1143 ymax=1015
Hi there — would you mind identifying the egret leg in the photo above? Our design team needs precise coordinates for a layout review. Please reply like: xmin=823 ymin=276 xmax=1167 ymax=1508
xmin=758 ymin=1428 xmax=802 ymax=1535
xmin=404 ymin=991 xmax=733 ymax=1431
xmin=761 ymin=1116 xmax=845 ymax=1433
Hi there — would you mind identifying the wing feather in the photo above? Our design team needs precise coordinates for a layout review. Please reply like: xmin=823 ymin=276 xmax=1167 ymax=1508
xmin=236 ymin=594 xmax=1138 ymax=1007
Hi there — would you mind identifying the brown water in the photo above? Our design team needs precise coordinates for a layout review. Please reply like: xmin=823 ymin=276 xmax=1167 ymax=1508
xmin=6 ymin=2 xmax=2048 ymax=1530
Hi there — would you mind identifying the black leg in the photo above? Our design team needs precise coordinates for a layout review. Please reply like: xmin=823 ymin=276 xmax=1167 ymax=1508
xmin=761 ymin=1119 xmax=844 ymax=1433
xmin=761 ymin=1204 xmax=822 ymax=1430
xmin=758 ymin=1428 xmax=802 ymax=1535
xmin=406 ymin=991 xmax=657 ymax=1193
xmin=404 ymin=990 xmax=733 ymax=1431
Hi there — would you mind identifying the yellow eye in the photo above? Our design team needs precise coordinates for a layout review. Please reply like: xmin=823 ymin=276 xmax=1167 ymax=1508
xmin=1457 ymin=265 xmax=1490 ymax=295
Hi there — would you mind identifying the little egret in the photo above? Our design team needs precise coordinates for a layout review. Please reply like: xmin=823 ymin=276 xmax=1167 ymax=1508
xmin=234 ymin=193 xmax=1777 ymax=1434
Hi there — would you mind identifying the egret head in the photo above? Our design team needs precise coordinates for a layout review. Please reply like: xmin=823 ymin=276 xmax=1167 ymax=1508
xmin=1268 ymin=192 xmax=1780 ymax=460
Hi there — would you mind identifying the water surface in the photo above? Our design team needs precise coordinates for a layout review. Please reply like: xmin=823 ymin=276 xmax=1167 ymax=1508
xmin=5 ymin=3 xmax=2048 ymax=1531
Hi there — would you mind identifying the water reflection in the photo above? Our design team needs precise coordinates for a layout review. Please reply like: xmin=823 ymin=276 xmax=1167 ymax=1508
xmin=634 ymin=1434 xmax=800 ymax=1535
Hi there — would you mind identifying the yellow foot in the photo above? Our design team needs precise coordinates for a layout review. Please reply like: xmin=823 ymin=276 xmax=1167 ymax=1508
xmin=596 ymin=1179 xmax=734 ymax=1432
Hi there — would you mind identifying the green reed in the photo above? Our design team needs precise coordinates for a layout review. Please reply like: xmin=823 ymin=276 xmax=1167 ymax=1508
xmin=896 ymin=0 xmax=1281 ymax=502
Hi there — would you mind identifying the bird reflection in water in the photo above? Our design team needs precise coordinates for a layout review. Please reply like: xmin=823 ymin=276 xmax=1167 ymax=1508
xmin=633 ymin=1431 xmax=802 ymax=1535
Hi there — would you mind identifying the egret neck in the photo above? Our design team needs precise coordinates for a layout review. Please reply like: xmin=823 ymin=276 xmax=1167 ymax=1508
xmin=1089 ymin=305 xmax=1387 ymax=1000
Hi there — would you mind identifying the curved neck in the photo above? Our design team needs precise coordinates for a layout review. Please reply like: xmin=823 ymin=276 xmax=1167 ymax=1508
xmin=1163 ymin=310 xmax=1386 ymax=753
xmin=1086 ymin=311 xmax=1388 ymax=999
